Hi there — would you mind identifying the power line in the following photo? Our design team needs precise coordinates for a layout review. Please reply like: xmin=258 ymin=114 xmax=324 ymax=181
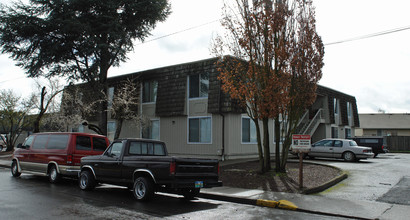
xmin=0 ymin=76 xmax=26 ymax=84
xmin=324 ymin=25 xmax=410 ymax=46
xmin=137 ymin=18 xmax=221 ymax=45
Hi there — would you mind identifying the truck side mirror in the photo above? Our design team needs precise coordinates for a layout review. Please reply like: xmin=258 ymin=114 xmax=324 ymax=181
xmin=17 ymin=143 xmax=23 ymax=149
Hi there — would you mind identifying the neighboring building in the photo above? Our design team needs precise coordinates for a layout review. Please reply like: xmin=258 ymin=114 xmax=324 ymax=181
xmin=71 ymin=57 xmax=360 ymax=160
xmin=356 ymin=113 xmax=410 ymax=136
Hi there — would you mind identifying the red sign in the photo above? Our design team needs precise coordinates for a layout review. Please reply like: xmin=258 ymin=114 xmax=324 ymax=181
xmin=292 ymin=134 xmax=311 ymax=151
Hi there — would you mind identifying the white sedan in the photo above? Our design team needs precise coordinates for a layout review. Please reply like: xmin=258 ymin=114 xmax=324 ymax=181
xmin=306 ymin=138 xmax=374 ymax=162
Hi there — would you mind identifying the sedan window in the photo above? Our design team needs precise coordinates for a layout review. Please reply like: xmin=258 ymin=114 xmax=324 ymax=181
xmin=316 ymin=140 xmax=334 ymax=147
xmin=349 ymin=141 xmax=358 ymax=146
xmin=334 ymin=140 xmax=343 ymax=147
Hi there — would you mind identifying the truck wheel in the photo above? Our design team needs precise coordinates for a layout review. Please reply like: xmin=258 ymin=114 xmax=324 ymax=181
xmin=11 ymin=160 xmax=21 ymax=177
xmin=343 ymin=151 xmax=355 ymax=162
xmin=133 ymin=177 xmax=154 ymax=201
xmin=79 ymin=170 xmax=96 ymax=190
xmin=48 ymin=165 xmax=61 ymax=183
xmin=183 ymin=188 xmax=200 ymax=200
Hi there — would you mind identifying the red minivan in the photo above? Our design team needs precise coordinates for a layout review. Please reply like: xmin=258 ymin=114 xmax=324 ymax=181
xmin=11 ymin=132 xmax=110 ymax=183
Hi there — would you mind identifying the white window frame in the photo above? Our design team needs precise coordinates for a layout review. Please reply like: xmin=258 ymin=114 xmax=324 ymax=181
xmin=188 ymin=73 xmax=209 ymax=100
xmin=241 ymin=116 xmax=257 ymax=144
xmin=142 ymin=81 xmax=158 ymax=104
xmin=187 ymin=116 xmax=212 ymax=144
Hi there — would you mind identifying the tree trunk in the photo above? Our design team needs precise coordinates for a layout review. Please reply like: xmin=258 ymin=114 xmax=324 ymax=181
xmin=253 ymin=119 xmax=265 ymax=173
xmin=274 ymin=116 xmax=281 ymax=173
xmin=262 ymin=118 xmax=271 ymax=171
xmin=97 ymin=76 xmax=108 ymax=136
xmin=34 ymin=86 xmax=46 ymax=133
xmin=114 ymin=119 xmax=123 ymax=140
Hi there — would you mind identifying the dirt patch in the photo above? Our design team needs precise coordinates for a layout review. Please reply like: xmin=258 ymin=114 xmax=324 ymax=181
xmin=220 ymin=160 xmax=341 ymax=193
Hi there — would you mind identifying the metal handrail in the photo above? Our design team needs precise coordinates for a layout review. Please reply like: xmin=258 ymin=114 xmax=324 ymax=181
xmin=302 ymin=109 xmax=323 ymax=135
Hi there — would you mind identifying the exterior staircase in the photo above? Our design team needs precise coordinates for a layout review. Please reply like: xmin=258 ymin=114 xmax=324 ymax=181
xmin=295 ymin=109 xmax=324 ymax=136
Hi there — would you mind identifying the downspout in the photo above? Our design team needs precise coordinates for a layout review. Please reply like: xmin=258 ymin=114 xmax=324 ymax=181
xmin=218 ymin=78 xmax=225 ymax=161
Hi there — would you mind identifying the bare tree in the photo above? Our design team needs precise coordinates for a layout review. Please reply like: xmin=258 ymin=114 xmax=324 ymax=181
xmin=0 ymin=89 xmax=36 ymax=151
xmin=109 ymin=78 xmax=146 ymax=139
xmin=32 ymin=78 xmax=64 ymax=133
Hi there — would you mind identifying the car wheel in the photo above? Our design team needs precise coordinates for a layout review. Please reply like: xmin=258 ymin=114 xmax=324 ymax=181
xmin=133 ymin=177 xmax=154 ymax=201
xmin=343 ymin=151 xmax=355 ymax=162
xmin=48 ymin=165 xmax=61 ymax=183
xmin=11 ymin=160 xmax=21 ymax=177
xmin=79 ymin=170 xmax=96 ymax=190
xmin=183 ymin=188 xmax=200 ymax=200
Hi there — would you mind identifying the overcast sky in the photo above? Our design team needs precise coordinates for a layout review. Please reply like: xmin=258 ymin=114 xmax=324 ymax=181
xmin=1 ymin=0 xmax=410 ymax=114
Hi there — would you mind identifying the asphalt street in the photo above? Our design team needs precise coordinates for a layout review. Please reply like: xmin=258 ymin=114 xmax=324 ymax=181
xmin=313 ymin=153 xmax=410 ymax=204
xmin=0 ymin=167 xmax=345 ymax=220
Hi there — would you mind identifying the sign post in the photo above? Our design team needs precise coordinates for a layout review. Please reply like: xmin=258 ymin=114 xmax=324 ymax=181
xmin=291 ymin=134 xmax=311 ymax=190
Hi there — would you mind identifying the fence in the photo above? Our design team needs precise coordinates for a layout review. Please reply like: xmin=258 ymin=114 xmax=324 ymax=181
xmin=385 ymin=136 xmax=410 ymax=152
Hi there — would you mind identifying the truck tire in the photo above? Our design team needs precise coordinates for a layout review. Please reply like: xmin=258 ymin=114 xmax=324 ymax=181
xmin=11 ymin=160 xmax=21 ymax=177
xmin=133 ymin=176 xmax=154 ymax=201
xmin=79 ymin=170 xmax=96 ymax=190
xmin=183 ymin=188 xmax=200 ymax=200
xmin=48 ymin=165 xmax=61 ymax=183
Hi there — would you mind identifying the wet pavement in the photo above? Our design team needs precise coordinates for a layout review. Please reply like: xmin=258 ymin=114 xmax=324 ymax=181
xmin=1 ymin=153 xmax=410 ymax=219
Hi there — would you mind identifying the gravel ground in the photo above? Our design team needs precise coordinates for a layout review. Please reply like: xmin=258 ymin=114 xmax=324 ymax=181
xmin=220 ymin=160 xmax=341 ymax=193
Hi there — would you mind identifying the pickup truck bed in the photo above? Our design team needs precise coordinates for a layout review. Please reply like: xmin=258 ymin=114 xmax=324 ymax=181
xmin=79 ymin=139 xmax=222 ymax=201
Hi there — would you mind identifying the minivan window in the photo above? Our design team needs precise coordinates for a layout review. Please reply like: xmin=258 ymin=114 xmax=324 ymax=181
xmin=93 ymin=137 xmax=107 ymax=151
xmin=23 ymin=136 xmax=35 ymax=149
xmin=76 ymin=136 xmax=91 ymax=151
xmin=32 ymin=135 xmax=49 ymax=149
xmin=47 ymin=135 xmax=69 ymax=149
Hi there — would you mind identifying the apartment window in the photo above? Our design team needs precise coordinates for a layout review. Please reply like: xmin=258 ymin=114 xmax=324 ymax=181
xmin=108 ymin=87 xmax=114 ymax=108
xmin=347 ymin=102 xmax=352 ymax=117
xmin=142 ymin=120 xmax=160 ymax=140
xmin=189 ymin=117 xmax=211 ymax=143
xmin=333 ymin=98 xmax=339 ymax=115
xmin=242 ymin=117 xmax=257 ymax=143
xmin=143 ymin=81 xmax=158 ymax=103
xmin=107 ymin=121 xmax=116 ymax=141
xmin=189 ymin=73 xmax=209 ymax=98
xmin=345 ymin=128 xmax=352 ymax=139
xmin=331 ymin=127 xmax=338 ymax=138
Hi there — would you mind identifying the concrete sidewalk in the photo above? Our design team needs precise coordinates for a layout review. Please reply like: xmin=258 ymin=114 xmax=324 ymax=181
xmin=1 ymin=158 xmax=408 ymax=219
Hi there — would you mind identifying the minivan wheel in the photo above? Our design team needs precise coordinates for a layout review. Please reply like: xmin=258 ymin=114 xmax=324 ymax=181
xmin=79 ymin=170 xmax=96 ymax=190
xmin=48 ymin=165 xmax=61 ymax=183
xmin=11 ymin=160 xmax=21 ymax=177
xmin=343 ymin=151 xmax=355 ymax=162
xmin=133 ymin=177 xmax=154 ymax=201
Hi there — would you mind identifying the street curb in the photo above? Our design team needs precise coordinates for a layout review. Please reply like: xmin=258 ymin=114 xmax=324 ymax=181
xmin=302 ymin=163 xmax=348 ymax=195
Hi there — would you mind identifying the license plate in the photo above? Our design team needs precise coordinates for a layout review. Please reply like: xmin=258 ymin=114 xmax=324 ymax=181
xmin=195 ymin=181 xmax=203 ymax=188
